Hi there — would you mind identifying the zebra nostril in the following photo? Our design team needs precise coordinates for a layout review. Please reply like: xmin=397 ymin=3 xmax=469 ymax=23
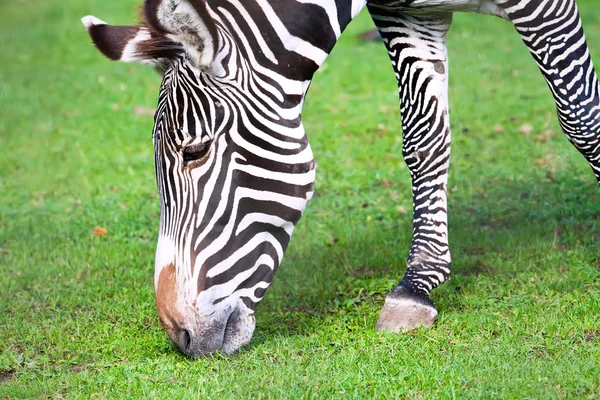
xmin=179 ymin=328 xmax=192 ymax=351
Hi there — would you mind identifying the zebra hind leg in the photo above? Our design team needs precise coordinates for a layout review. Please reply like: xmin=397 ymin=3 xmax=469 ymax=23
xmin=367 ymin=8 xmax=453 ymax=332
xmin=499 ymin=0 xmax=600 ymax=181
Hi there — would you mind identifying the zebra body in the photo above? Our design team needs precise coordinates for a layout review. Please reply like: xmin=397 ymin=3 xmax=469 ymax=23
xmin=82 ymin=0 xmax=600 ymax=357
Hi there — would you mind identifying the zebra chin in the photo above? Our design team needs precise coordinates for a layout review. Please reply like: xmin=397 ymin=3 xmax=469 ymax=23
xmin=154 ymin=262 xmax=257 ymax=357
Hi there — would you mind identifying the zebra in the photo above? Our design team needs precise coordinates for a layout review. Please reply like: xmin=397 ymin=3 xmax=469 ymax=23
xmin=81 ymin=0 xmax=600 ymax=357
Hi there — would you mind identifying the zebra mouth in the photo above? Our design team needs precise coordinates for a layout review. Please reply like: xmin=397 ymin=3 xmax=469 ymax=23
xmin=178 ymin=303 xmax=255 ymax=358
xmin=220 ymin=308 xmax=241 ymax=354
xmin=220 ymin=306 xmax=255 ymax=356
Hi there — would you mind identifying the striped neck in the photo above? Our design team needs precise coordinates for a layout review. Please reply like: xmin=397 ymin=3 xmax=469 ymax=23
xmin=206 ymin=0 xmax=367 ymax=99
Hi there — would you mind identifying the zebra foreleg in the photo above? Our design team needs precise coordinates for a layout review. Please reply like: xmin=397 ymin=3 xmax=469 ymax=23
xmin=368 ymin=9 xmax=453 ymax=332
xmin=499 ymin=0 xmax=600 ymax=181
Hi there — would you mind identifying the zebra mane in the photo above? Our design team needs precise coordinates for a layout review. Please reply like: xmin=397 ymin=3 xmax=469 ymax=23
xmin=132 ymin=21 xmax=185 ymax=61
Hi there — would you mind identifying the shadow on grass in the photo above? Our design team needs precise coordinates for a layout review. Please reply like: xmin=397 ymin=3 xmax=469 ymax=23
xmin=251 ymin=171 xmax=600 ymax=342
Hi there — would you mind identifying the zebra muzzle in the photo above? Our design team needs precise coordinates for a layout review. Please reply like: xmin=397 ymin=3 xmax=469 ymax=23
xmin=171 ymin=300 xmax=256 ymax=358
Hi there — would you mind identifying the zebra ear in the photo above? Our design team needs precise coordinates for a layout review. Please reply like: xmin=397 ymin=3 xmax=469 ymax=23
xmin=143 ymin=0 xmax=220 ymax=70
xmin=82 ymin=16 xmax=182 ymax=71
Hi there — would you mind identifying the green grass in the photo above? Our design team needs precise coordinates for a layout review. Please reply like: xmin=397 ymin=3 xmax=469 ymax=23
xmin=1 ymin=1 xmax=600 ymax=398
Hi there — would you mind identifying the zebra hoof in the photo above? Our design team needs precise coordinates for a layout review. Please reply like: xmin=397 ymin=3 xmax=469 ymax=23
xmin=375 ymin=287 xmax=437 ymax=333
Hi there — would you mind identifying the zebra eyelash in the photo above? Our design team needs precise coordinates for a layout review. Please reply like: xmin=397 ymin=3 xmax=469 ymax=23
xmin=179 ymin=131 xmax=213 ymax=167
xmin=182 ymin=140 xmax=212 ymax=164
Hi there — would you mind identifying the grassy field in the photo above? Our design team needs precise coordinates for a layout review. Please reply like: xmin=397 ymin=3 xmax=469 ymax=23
xmin=1 ymin=0 xmax=600 ymax=398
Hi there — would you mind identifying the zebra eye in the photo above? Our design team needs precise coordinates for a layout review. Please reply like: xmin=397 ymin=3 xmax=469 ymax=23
xmin=182 ymin=141 xmax=211 ymax=166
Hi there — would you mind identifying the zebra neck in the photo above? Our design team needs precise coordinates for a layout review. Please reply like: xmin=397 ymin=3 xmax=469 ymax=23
xmin=196 ymin=0 xmax=367 ymax=141
xmin=208 ymin=0 xmax=367 ymax=82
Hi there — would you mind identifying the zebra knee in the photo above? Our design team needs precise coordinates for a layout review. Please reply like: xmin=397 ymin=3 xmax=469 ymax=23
xmin=558 ymin=107 xmax=600 ymax=165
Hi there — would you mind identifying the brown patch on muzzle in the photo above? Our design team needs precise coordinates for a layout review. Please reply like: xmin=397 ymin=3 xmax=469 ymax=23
xmin=155 ymin=263 xmax=183 ymax=338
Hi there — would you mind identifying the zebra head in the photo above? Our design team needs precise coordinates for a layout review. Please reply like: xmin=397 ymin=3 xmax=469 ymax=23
xmin=82 ymin=0 xmax=319 ymax=356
